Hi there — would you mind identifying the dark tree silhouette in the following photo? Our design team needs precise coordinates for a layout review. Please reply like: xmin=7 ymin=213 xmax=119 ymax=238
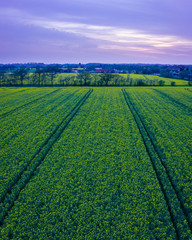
xmin=14 ymin=67 xmax=28 ymax=86
xmin=100 ymin=73 xmax=114 ymax=86
xmin=35 ymin=69 xmax=44 ymax=86
xmin=44 ymin=65 xmax=60 ymax=85
xmin=77 ymin=72 xmax=91 ymax=86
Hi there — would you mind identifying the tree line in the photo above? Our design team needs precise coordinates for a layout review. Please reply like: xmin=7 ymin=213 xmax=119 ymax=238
xmin=0 ymin=66 xmax=60 ymax=87
xmin=0 ymin=66 xmax=191 ymax=87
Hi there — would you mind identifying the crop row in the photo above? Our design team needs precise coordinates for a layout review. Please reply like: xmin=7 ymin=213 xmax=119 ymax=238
xmin=122 ymin=89 xmax=192 ymax=239
xmin=0 ymin=88 xmax=81 ymax=146
xmin=0 ymin=88 xmax=60 ymax=118
xmin=152 ymin=88 xmax=192 ymax=113
xmin=0 ymin=88 xmax=53 ymax=112
xmin=0 ymin=89 xmax=93 ymax=227
xmin=1 ymin=88 xmax=178 ymax=239
xmin=0 ymin=88 xmax=27 ymax=99
xmin=126 ymin=74 xmax=189 ymax=86
xmin=0 ymin=88 xmax=78 ymax=193
xmin=0 ymin=88 xmax=88 ymax=200
xmin=124 ymin=88 xmax=192 ymax=231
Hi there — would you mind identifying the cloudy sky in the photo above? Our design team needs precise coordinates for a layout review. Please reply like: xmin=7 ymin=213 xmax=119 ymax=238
xmin=0 ymin=0 xmax=192 ymax=64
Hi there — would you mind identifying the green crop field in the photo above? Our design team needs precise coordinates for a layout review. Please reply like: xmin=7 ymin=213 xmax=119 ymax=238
xmin=55 ymin=73 xmax=189 ymax=86
xmin=126 ymin=74 xmax=189 ymax=86
xmin=0 ymin=87 xmax=192 ymax=239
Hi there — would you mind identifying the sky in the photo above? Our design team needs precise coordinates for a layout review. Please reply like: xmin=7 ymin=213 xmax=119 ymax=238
xmin=0 ymin=0 xmax=192 ymax=64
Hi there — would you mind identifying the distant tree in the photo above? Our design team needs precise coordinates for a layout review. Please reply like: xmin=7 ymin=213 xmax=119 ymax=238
xmin=92 ymin=74 xmax=100 ymax=86
xmin=14 ymin=67 xmax=28 ymax=86
xmin=41 ymin=72 xmax=49 ymax=86
xmin=70 ymin=76 xmax=76 ymax=85
xmin=35 ymin=69 xmax=44 ymax=86
xmin=171 ymin=81 xmax=176 ymax=86
xmin=77 ymin=72 xmax=91 ymax=86
xmin=153 ymin=79 xmax=159 ymax=86
xmin=137 ymin=79 xmax=146 ymax=86
xmin=59 ymin=76 xmax=75 ymax=86
xmin=0 ymin=69 xmax=6 ymax=86
xmin=126 ymin=74 xmax=130 ymax=85
xmin=8 ymin=73 xmax=17 ymax=86
xmin=188 ymin=81 xmax=192 ymax=86
xmin=129 ymin=78 xmax=133 ymax=86
xmin=160 ymin=69 xmax=172 ymax=78
xmin=48 ymin=72 xmax=56 ymax=86
xmin=60 ymin=76 xmax=70 ymax=86
xmin=179 ymin=70 xmax=190 ymax=80
xmin=158 ymin=80 xmax=165 ymax=86
xmin=114 ymin=75 xmax=124 ymax=86
xmin=44 ymin=65 xmax=60 ymax=85
xmin=31 ymin=73 xmax=38 ymax=86
xmin=100 ymin=73 xmax=114 ymax=86
xmin=59 ymin=79 xmax=65 ymax=86
xmin=142 ymin=67 xmax=152 ymax=75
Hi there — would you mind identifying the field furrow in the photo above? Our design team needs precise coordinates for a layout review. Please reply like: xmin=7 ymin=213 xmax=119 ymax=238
xmin=0 ymin=89 xmax=80 ymax=146
xmin=0 ymin=87 xmax=191 ymax=239
xmin=0 ymin=88 xmax=61 ymax=119
xmin=152 ymin=88 xmax=192 ymax=113
xmin=0 ymin=88 xmax=55 ymax=113
xmin=122 ymin=89 xmax=192 ymax=239
xmin=0 ymin=88 xmax=90 ymax=200
xmin=124 ymin=87 xmax=192 ymax=231
xmin=0 ymin=88 xmax=27 ymax=98
xmin=0 ymin=89 xmax=93 ymax=226
xmin=0 ymin=88 xmax=178 ymax=239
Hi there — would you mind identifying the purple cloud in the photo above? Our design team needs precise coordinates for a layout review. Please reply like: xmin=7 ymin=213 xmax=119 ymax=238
xmin=0 ymin=0 xmax=192 ymax=63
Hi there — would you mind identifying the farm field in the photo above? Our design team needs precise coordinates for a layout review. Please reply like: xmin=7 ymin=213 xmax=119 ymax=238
xmin=125 ymin=74 xmax=189 ymax=86
xmin=0 ymin=87 xmax=192 ymax=239
xmin=55 ymin=73 xmax=189 ymax=86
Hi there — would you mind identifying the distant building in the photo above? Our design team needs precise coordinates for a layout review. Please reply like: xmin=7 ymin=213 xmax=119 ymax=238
xmin=95 ymin=68 xmax=114 ymax=73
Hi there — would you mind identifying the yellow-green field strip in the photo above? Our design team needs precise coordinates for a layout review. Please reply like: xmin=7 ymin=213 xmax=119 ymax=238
xmin=0 ymin=89 xmax=27 ymax=99
xmin=0 ymin=89 xmax=93 ymax=226
xmin=0 ymin=89 xmax=61 ymax=119
xmin=122 ymin=89 xmax=192 ymax=239
xmin=152 ymin=89 xmax=192 ymax=113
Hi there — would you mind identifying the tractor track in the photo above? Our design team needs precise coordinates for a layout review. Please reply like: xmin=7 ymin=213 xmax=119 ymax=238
xmin=0 ymin=89 xmax=27 ymax=99
xmin=0 ymin=89 xmax=60 ymax=119
xmin=152 ymin=88 xmax=192 ymax=113
xmin=122 ymin=89 xmax=192 ymax=240
xmin=0 ymin=89 xmax=93 ymax=226
xmin=0 ymin=89 xmax=82 ymax=181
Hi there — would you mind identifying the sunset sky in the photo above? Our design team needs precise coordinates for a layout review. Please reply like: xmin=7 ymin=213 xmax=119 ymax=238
xmin=0 ymin=0 xmax=192 ymax=64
